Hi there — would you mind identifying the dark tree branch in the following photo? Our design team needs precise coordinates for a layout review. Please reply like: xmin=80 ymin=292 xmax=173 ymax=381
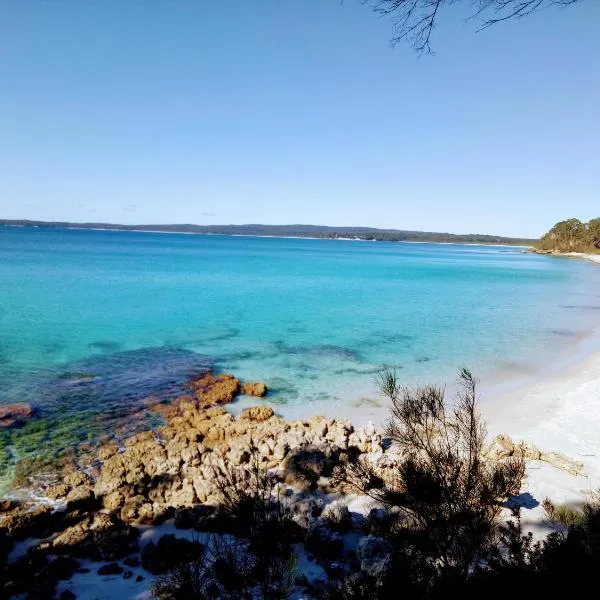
xmin=366 ymin=0 xmax=583 ymax=52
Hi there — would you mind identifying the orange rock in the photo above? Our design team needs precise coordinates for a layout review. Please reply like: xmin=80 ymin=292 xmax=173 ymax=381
xmin=189 ymin=373 xmax=240 ymax=407
xmin=0 ymin=402 xmax=32 ymax=428
xmin=241 ymin=382 xmax=268 ymax=397
xmin=239 ymin=406 xmax=274 ymax=423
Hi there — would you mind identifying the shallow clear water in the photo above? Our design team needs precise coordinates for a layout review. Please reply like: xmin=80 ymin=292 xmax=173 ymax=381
xmin=1 ymin=227 xmax=599 ymax=484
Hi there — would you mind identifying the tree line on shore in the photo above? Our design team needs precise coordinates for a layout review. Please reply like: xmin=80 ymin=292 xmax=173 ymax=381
xmin=536 ymin=218 xmax=600 ymax=253
xmin=0 ymin=220 xmax=535 ymax=246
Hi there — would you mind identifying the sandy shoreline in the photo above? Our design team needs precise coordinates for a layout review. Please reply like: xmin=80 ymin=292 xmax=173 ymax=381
xmin=535 ymin=251 xmax=600 ymax=265
xmin=478 ymin=251 xmax=600 ymax=532
xmin=481 ymin=341 xmax=600 ymax=533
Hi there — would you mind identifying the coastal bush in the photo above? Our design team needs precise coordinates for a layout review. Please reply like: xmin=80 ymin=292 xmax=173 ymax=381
xmin=142 ymin=534 xmax=205 ymax=575
xmin=462 ymin=496 xmax=600 ymax=598
xmin=534 ymin=495 xmax=600 ymax=580
xmin=152 ymin=534 xmax=297 ymax=600
xmin=333 ymin=368 xmax=525 ymax=583
xmin=536 ymin=217 xmax=600 ymax=253
xmin=304 ymin=522 xmax=345 ymax=564
xmin=211 ymin=444 xmax=301 ymax=545
xmin=322 ymin=501 xmax=353 ymax=534
xmin=206 ymin=446 xmax=299 ymax=597
xmin=151 ymin=544 xmax=215 ymax=600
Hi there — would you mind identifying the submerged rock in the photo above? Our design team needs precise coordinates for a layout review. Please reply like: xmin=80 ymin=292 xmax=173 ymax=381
xmin=0 ymin=402 xmax=33 ymax=429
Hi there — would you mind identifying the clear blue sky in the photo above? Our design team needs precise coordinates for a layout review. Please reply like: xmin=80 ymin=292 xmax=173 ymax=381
xmin=0 ymin=1 xmax=598 ymax=238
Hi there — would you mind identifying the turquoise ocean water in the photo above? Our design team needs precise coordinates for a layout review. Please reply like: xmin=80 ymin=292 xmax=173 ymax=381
xmin=1 ymin=227 xmax=600 ymax=487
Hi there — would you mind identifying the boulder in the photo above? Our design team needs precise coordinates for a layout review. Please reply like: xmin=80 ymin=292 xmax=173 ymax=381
xmin=123 ymin=555 xmax=140 ymax=567
xmin=46 ymin=483 xmax=72 ymax=500
xmin=120 ymin=495 xmax=150 ymax=524
xmin=283 ymin=447 xmax=328 ymax=489
xmin=239 ymin=406 xmax=274 ymax=423
xmin=66 ymin=485 xmax=95 ymax=508
xmin=241 ymin=382 xmax=268 ymax=397
xmin=102 ymin=490 xmax=126 ymax=512
xmin=98 ymin=442 xmax=119 ymax=461
xmin=322 ymin=503 xmax=353 ymax=533
xmin=0 ymin=499 xmax=19 ymax=513
xmin=167 ymin=479 xmax=198 ymax=507
xmin=289 ymin=496 xmax=323 ymax=529
xmin=94 ymin=454 xmax=126 ymax=497
xmin=486 ymin=434 xmax=515 ymax=460
xmin=174 ymin=505 xmax=215 ymax=530
xmin=189 ymin=372 xmax=240 ymax=407
xmin=191 ymin=475 xmax=216 ymax=504
xmin=64 ymin=471 xmax=92 ymax=487
xmin=305 ymin=522 xmax=344 ymax=563
xmin=521 ymin=441 xmax=542 ymax=461
xmin=228 ymin=443 xmax=251 ymax=465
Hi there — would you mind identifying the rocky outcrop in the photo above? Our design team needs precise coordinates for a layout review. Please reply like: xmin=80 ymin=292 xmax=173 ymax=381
xmin=0 ymin=403 xmax=32 ymax=429
xmin=1 ymin=373 xmax=588 ymax=600
xmin=146 ymin=374 xmax=268 ymax=419
xmin=0 ymin=503 xmax=54 ymax=540
xmin=24 ymin=407 xmax=585 ymax=537
xmin=0 ymin=396 xmax=372 ymax=529
xmin=486 ymin=434 xmax=585 ymax=476
xmin=541 ymin=451 xmax=585 ymax=477
xmin=51 ymin=512 xmax=139 ymax=560
xmin=190 ymin=372 xmax=241 ymax=407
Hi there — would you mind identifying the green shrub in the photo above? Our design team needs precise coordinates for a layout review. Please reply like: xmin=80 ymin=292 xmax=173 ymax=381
xmin=536 ymin=217 xmax=600 ymax=253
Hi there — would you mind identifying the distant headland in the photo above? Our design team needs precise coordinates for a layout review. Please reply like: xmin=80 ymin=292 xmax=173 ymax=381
xmin=0 ymin=219 xmax=536 ymax=246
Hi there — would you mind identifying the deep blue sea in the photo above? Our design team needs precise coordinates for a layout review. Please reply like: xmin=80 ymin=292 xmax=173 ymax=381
xmin=1 ymin=227 xmax=600 ymax=488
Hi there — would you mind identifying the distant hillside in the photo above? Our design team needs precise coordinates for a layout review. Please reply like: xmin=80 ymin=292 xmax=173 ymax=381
xmin=535 ymin=218 xmax=600 ymax=253
xmin=0 ymin=220 xmax=536 ymax=246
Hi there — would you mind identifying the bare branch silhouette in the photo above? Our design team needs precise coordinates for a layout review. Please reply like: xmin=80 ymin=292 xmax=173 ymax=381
xmin=367 ymin=0 xmax=583 ymax=52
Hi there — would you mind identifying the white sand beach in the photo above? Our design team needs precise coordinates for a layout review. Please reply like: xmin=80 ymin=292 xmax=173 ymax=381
xmin=482 ymin=344 xmax=600 ymax=534
xmin=557 ymin=252 xmax=600 ymax=265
